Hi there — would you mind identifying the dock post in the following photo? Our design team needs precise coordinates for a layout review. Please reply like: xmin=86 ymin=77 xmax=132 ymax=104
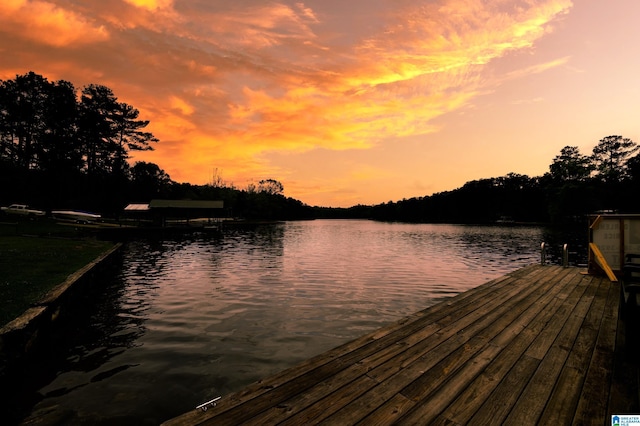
xmin=563 ymin=244 xmax=569 ymax=267
xmin=541 ymin=242 xmax=546 ymax=265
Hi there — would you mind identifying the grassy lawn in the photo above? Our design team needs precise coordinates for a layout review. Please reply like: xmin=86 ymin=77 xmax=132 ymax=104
xmin=0 ymin=218 xmax=115 ymax=327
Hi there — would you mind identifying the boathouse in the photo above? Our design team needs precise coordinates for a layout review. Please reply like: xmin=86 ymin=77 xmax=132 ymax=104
xmin=124 ymin=199 xmax=225 ymax=226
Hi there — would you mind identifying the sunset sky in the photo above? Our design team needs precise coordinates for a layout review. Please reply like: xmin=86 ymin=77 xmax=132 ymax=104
xmin=1 ymin=1 xmax=638 ymax=207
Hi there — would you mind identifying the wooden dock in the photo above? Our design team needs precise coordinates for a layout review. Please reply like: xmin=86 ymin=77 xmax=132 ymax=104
xmin=163 ymin=264 xmax=637 ymax=425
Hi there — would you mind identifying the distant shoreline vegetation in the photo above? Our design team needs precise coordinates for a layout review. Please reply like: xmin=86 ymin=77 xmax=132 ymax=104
xmin=1 ymin=72 xmax=639 ymax=224
xmin=327 ymin=139 xmax=640 ymax=224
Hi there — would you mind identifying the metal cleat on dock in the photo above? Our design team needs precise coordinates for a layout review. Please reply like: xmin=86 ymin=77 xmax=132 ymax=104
xmin=196 ymin=396 xmax=221 ymax=412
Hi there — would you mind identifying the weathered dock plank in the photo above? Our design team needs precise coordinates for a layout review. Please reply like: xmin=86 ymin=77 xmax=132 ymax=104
xmin=162 ymin=265 xmax=624 ymax=426
xmin=407 ymin=266 xmax=581 ymax=425
xmin=573 ymin=274 xmax=620 ymax=423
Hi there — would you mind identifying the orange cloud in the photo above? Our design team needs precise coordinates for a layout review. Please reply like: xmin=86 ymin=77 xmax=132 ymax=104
xmin=169 ymin=96 xmax=195 ymax=116
xmin=131 ymin=0 xmax=573 ymax=194
xmin=0 ymin=0 xmax=109 ymax=47
xmin=341 ymin=0 xmax=572 ymax=88
xmin=0 ymin=0 xmax=579 ymax=205
xmin=123 ymin=0 xmax=173 ymax=11
xmin=180 ymin=2 xmax=321 ymax=50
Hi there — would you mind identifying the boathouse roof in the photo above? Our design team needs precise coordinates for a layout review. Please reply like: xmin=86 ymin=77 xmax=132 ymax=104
xmin=148 ymin=199 xmax=223 ymax=209
xmin=124 ymin=203 xmax=150 ymax=211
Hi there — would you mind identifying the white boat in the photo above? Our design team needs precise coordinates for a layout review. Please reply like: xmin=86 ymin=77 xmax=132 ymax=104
xmin=1 ymin=204 xmax=46 ymax=216
xmin=52 ymin=210 xmax=101 ymax=223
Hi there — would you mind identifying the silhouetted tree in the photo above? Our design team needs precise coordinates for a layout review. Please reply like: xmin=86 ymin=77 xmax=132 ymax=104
xmin=79 ymin=84 xmax=157 ymax=179
xmin=591 ymin=135 xmax=638 ymax=183
xmin=0 ymin=72 xmax=50 ymax=169
xmin=621 ymin=152 xmax=640 ymax=212
xmin=549 ymin=146 xmax=594 ymax=183
xmin=129 ymin=161 xmax=173 ymax=199
xmin=258 ymin=179 xmax=284 ymax=195
xmin=39 ymin=79 xmax=83 ymax=175
xmin=78 ymin=84 xmax=121 ymax=178
xmin=113 ymin=103 xmax=158 ymax=175
xmin=627 ymin=153 xmax=640 ymax=183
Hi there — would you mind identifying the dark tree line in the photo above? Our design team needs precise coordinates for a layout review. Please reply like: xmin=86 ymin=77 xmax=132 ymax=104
xmin=0 ymin=72 xmax=158 ymax=176
xmin=163 ymin=180 xmax=313 ymax=221
xmin=0 ymin=72 xmax=313 ymax=220
xmin=361 ymin=136 xmax=640 ymax=224
xmin=0 ymin=72 xmax=162 ymax=214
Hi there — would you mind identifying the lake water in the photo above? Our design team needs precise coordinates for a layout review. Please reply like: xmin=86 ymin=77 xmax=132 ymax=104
xmin=14 ymin=220 xmax=586 ymax=424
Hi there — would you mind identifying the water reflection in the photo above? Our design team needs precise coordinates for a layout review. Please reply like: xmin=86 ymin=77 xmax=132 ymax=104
xmin=14 ymin=220 xmax=585 ymax=424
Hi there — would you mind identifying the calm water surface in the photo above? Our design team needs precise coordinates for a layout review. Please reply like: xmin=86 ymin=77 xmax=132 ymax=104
xmin=17 ymin=220 xmax=583 ymax=424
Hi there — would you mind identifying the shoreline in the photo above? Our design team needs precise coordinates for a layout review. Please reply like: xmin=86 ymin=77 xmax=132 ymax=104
xmin=0 ymin=243 xmax=123 ymax=378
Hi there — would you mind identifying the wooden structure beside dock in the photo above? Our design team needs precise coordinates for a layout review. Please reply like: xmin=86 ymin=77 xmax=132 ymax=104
xmin=163 ymin=264 xmax=635 ymax=425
